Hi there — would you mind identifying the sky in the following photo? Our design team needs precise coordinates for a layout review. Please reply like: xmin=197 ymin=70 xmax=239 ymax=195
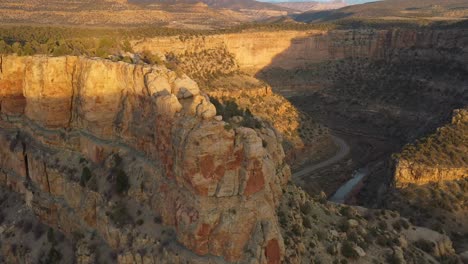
xmin=258 ymin=0 xmax=376 ymax=4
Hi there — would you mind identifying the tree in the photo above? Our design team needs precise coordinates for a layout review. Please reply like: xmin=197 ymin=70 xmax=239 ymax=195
xmin=52 ymin=41 xmax=71 ymax=56
xmin=122 ymin=39 xmax=133 ymax=53
xmin=0 ymin=40 xmax=10 ymax=54
xmin=11 ymin=42 xmax=22 ymax=55
xmin=22 ymin=42 xmax=34 ymax=55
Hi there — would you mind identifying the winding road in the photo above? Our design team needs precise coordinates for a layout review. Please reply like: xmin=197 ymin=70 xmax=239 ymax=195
xmin=293 ymin=135 xmax=350 ymax=180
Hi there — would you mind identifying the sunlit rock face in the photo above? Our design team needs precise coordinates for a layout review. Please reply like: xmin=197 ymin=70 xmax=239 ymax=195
xmin=134 ymin=29 xmax=468 ymax=75
xmin=0 ymin=55 xmax=291 ymax=263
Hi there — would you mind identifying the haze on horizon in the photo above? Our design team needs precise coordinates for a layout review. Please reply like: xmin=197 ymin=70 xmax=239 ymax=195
xmin=258 ymin=0 xmax=377 ymax=4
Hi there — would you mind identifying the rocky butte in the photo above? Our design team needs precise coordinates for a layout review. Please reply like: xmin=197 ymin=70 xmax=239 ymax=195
xmin=0 ymin=55 xmax=291 ymax=263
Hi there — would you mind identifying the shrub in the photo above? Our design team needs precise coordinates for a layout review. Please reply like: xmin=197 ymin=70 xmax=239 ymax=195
xmin=292 ymin=224 xmax=302 ymax=236
xmin=154 ymin=216 xmax=162 ymax=224
xmin=340 ymin=207 xmax=353 ymax=218
xmin=33 ymin=224 xmax=45 ymax=240
xmin=80 ymin=167 xmax=92 ymax=187
xmin=141 ymin=50 xmax=163 ymax=65
xmin=43 ymin=247 xmax=62 ymax=264
xmin=338 ymin=220 xmax=350 ymax=232
xmin=341 ymin=241 xmax=359 ymax=259
xmin=210 ymin=97 xmax=262 ymax=129
xmin=47 ymin=228 xmax=55 ymax=244
xmin=376 ymin=235 xmax=393 ymax=247
xmin=414 ymin=239 xmax=434 ymax=254
xmin=386 ymin=253 xmax=403 ymax=264
xmin=327 ymin=244 xmax=338 ymax=255
xmin=303 ymin=217 xmax=313 ymax=229
xmin=400 ymin=219 xmax=410 ymax=229
xmin=300 ymin=201 xmax=313 ymax=215
xmin=392 ymin=221 xmax=402 ymax=231
xmin=109 ymin=202 xmax=132 ymax=227
xmin=378 ymin=220 xmax=388 ymax=230
xmin=116 ymin=169 xmax=130 ymax=194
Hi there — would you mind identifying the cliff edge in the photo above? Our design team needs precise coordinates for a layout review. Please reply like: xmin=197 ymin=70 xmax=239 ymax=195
xmin=0 ymin=55 xmax=291 ymax=263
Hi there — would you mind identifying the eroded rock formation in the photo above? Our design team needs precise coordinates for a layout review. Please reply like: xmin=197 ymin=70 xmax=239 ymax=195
xmin=0 ymin=55 xmax=291 ymax=263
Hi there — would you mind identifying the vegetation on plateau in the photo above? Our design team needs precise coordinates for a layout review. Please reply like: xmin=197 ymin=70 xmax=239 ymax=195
xmin=210 ymin=97 xmax=262 ymax=130
xmin=397 ymin=108 xmax=467 ymax=167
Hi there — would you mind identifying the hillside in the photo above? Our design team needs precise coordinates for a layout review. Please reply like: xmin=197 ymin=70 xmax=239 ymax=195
xmin=383 ymin=108 xmax=468 ymax=253
xmin=274 ymin=1 xmax=347 ymax=12
xmin=129 ymin=0 xmax=291 ymax=11
xmin=294 ymin=0 xmax=468 ymax=24
xmin=0 ymin=0 xmax=288 ymax=28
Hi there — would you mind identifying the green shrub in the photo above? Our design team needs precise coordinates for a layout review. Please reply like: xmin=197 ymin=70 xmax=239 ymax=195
xmin=47 ymin=228 xmax=55 ymax=244
xmin=141 ymin=50 xmax=163 ymax=65
xmin=414 ymin=239 xmax=434 ymax=254
xmin=338 ymin=220 xmax=350 ymax=232
xmin=378 ymin=220 xmax=388 ymax=230
xmin=116 ymin=169 xmax=130 ymax=194
xmin=303 ymin=217 xmax=312 ymax=229
xmin=109 ymin=202 xmax=132 ymax=227
xmin=341 ymin=241 xmax=359 ymax=259
xmin=43 ymin=247 xmax=62 ymax=264
xmin=210 ymin=97 xmax=262 ymax=129
xmin=80 ymin=167 xmax=92 ymax=187
xmin=400 ymin=219 xmax=410 ymax=229
xmin=292 ymin=224 xmax=302 ymax=236
xmin=300 ymin=201 xmax=313 ymax=215
xmin=392 ymin=221 xmax=402 ymax=231
xmin=386 ymin=253 xmax=403 ymax=264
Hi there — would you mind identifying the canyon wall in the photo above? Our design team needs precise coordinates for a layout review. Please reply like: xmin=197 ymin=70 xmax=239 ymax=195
xmin=133 ymin=29 xmax=468 ymax=73
xmin=394 ymin=108 xmax=468 ymax=188
xmin=0 ymin=55 xmax=291 ymax=263
xmin=395 ymin=161 xmax=467 ymax=188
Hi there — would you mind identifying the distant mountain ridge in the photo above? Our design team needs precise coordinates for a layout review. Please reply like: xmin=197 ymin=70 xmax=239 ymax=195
xmin=0 ymin=0 xmax=291 ymax=28
xmin=128 ymin=0 xmax=290 ymax=11
xmin=273 ymin=1 xmax=347 ymax=12
xmin=293 ymin=0 xmax=468 ymax=23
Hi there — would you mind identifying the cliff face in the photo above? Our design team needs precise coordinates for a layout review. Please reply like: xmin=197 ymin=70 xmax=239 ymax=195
xmin=133 ymin=29 xmax=468 ymax=73
xmin=0 ymin=55 xmax=291 ymax=263
xmin=395 ymin=108 xmax=468 ymax=188
xmin=395 ymin=161 xmax=467 ymax=188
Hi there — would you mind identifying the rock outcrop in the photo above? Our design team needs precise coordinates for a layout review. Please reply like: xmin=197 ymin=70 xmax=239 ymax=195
xmin=394 ymin=161 xmax=467 ymax=188
xmin=0 ymin=55 xmax=291 ymax=263
xmin=394 ymin=108 xmax=468 ymax=188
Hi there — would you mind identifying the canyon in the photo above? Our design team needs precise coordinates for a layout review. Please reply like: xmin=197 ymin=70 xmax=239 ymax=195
xmin=0 ymin=21 xmax=467 ymax=264
xmin=134 ymin=27 xmax=467 ymax=191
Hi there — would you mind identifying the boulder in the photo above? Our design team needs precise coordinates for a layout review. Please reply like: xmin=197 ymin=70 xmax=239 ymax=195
xmin=173 ymin=75 xmax=200 ymax=99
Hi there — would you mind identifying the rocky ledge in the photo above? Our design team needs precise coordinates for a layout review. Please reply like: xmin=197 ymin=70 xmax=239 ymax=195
xmin=394 ymin=108 xmax=467 ymax=188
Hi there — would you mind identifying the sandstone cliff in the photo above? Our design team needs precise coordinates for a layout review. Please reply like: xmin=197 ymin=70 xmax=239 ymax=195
xmin=395 ymin=108 xmax=467 ymax=188
xmin=0 ymin=55 xmax=291 ymax=263
xmin=133 ymin=29 xmax=468 ymax=73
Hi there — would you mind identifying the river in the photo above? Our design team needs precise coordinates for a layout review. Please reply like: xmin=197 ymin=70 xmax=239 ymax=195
xmin=329 ymin=167 xmax=369 ymax=203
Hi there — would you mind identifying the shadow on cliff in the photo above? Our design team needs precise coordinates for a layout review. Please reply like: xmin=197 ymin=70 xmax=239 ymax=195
xmin=255 ymin=31 xmax=467 ymax=134
xmin=253 ymin=31 xmax=467 ymax=173
xmin=292 ymin=11 xmax=353 ymax=23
